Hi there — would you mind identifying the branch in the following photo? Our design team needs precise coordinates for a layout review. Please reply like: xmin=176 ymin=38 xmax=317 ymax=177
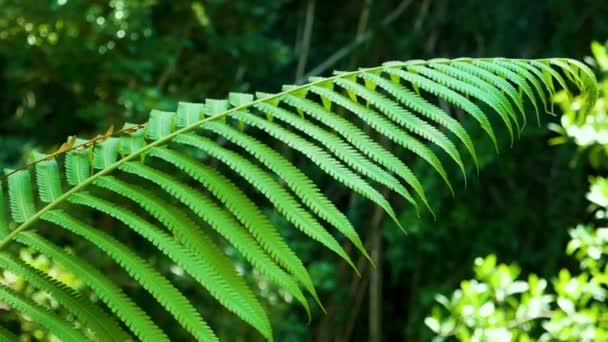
xmin=294 ymin=0 xmax=317 ymax=81
xmin=348 ymin=0 xmax=373 ymax=68
xmin=438 ymin=311 xmax=554 ymax=338
xmin=369 ymin=195 xmax=387 ymax=342
xmin=156 ymin=24 xmax=193 ymax=90
xmin=298 ymin=0 xmax=413 ymax=83
xmin=0 ymin=123 xmax=147 ymax=181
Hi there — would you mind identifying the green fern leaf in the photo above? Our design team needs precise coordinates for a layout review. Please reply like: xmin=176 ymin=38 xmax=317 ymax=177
xmin=0 ymin=283 xmax=88 ymax=341
xmin=200 ymin=122 xmax=373 ymax=264
xmin=494 ymin=60 xmax=550 ymax=124
xmin=119 ymin=123 xmax=147 ymax=156
xmin=428 ymin=63 xmax=522 ymax=134
xmin=145 ymin=148 xmax=316 ymax=314
xmin=359 ymin=71 xmax=479 ymax=173
xmin=41 ymin=210 xmax=219 ymax=341
xmin=33 ymin=153 xmax=64 ymax=203
xmin=65 ymin=142 xmax=92 ymax=186
xmin=94 ymin=175 xmax=313 ymax=320
xmin=117 ymin=161 xmax=274 ymax=339
xmin=16 ymin=231 xmax=169 ymax=341
xmin=7 ymin=170 xmax=36 ymax=223
xmin=0 ymin=252 xmax=130 ymax=341
xmin=407 ymin=64 xmax=516 ymax=143
xmin=176 ymin=102 xmax=204 ymax=127
xmin=384 ymin=65 xmax=499 ymax=151
xmin=147 ymin=110 xmax=176 ymax=140
xmin=0 ymin=57 xmax=598 ymax=340
xmin=254 ymin=101 xmax=420 ymax=209
xmin=282 ymin=93 xmax=434 ymax=215
xmin=450 ymin=61 xmax=527 ymax=129
xmin=66 ymin=192 xmax=264 ymax=341
xmin=562 ymin=58 xmax=599 ymax=114
xmin=472 ymin=60 xmax=540 ymax=123
xmin=233 ymin=109 xmax=405 ymax=227
xmin=173 ymin=131 xmax=363 ymax=271
xmin=310 ymin=85 xmax=455 ymax=196
xmin=93 ymin=138 xmax=120 ymax=170
xmin=334 ymin=76 xmax=468 ymax=181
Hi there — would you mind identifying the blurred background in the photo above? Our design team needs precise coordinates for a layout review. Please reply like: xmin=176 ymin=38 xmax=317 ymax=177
xmin=2 ymin=0 xmax=608 ymax=340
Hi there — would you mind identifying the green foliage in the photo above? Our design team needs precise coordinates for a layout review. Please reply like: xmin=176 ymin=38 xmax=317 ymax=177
xmin=552 ymin=41 xmax=608 ymax=166
xmin=3 ymin=2 xmax=608 ymax=340
xmin=425 ymin=230 xmax=608 ymax=341
xmin=0 ymin=57 xmax=597 ymax=340
xmin=426 ymin=42 xmax=608 ymax=342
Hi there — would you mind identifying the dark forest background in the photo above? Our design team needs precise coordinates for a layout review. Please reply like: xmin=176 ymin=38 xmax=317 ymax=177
xmin=1 ymin=0 xmax=608 ymax=340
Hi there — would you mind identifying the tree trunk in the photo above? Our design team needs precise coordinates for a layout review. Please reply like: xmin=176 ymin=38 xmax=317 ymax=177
xmin=369 ymin=203 xmax=385 ymax=342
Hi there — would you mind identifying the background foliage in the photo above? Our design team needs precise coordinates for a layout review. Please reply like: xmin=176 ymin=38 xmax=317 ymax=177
xmin=1 ymin=0 xmax=608 ymax=340
xmin=425 ymin=42 xmax=608 ymax=341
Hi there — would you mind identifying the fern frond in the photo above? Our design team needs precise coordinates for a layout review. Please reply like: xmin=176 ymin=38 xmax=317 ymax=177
xmin=65 ymin=143 xmax=91 ymax=186
xmin=282 ymin=93 xmax=433 ymax=214
xmin=42 ymin=209 xmax=221 ymax=341
xmin=407 ymin=64 xmax=517 ymax=143
xmin=473 ymin=60 xmax=541 ymax=123
xmin=511 ymin=60 xmax=554 ymax=114
xmin=333 ymin=76 xmax=468 ymax=182
xmin=7 ymin=170 xmax=36 ymax=223
xmin=0 ymin=283 xmax=87 ymax=341
xmin=15 ymin=232 xmax=169 ymax=341
xmin=0 ymin=57 xmax=597 ymax=340
xmin=498 ymin=60 xmax=551 ymax=124
xmin=173 ymin=131 xmax=362 ymax=271
xmin=144 ymin=148 xmax=315 ymax=315
xmin=310 ymin=85 xmax=455 ymax=196
xmin=428 ymin=63 xmax=522 ymax=134
xmin=384 ymin=66 xmax=499 ymax=152
xmin=450 ymin=61 xmax=527 ymax=128
xmin=233 ymin=108 xmax=405 ymax=229
xmin=115 ymin=162 xmax=272 ymax=339
xmin=0 ymin=252 xmax=130 ymax=341
xmin=254 ymin=101 xmax=419 ymax=209
xmin=119 ymin=123 xmax=147 ymax=156
xmin=93 ymin=175 xmax=301 ymax=312
xmin=200 ymin=122 xmax=373 ymax=263
xmin=33 ymin=154 xmax=64 ymax=203
xmin=92 ymin=138 xmax=120 ymax=169
xmin=362 ymin=70 xmax=480 ymax=171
